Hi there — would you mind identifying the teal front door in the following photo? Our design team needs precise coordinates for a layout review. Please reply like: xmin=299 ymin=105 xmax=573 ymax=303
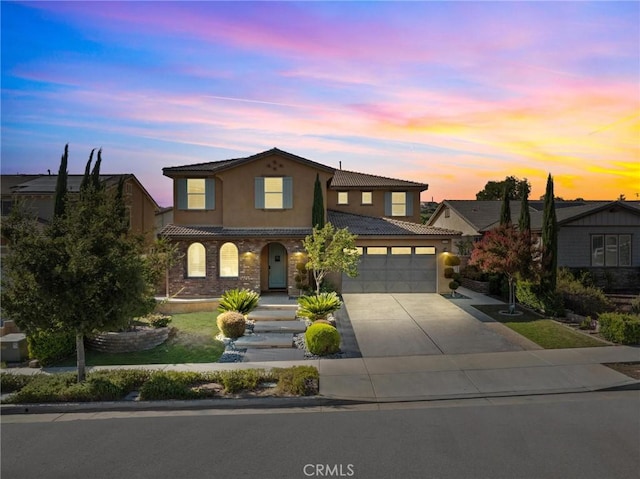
xmin=268 ymin=243 xmax=287 ymax=289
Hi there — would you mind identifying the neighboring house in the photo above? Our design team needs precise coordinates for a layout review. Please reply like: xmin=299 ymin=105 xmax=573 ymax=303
xmin=428 ymin=200 xmax=640 ymax=291
xmin=1 ymin=174 xmax=160 ymax=244
xmin=159 ymin=148 xmax=461 ymax=297
xmin=155 ymin=206 xmax=174 ymax=236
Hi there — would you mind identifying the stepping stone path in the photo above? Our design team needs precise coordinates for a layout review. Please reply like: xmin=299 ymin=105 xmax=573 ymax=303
xmin=240 ymin=298 xmax=308 ymax=362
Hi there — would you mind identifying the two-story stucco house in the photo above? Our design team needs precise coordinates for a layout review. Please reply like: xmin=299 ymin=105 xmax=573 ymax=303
xmin=159 ymin=148 xmax=461 ymax=297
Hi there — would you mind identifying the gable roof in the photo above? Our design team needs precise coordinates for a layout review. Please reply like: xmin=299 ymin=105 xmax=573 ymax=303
xmin=328 ymin=210 xmax=460 ymax=237
xmin=162 ymin=147 xmax=336 ymax=175
xmin=429 ymin=199 xmax=638 ymax=233
xmin=330 ymin=170 xmax=428 ymax=190
xmin=2 ymin=174 xmax=160 ymax=210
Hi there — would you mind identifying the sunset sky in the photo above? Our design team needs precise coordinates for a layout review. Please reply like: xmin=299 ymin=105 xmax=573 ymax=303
xmin=2 ymin=1 xmax=638 ymax=207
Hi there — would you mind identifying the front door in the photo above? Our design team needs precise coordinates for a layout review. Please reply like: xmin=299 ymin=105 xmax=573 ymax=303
xmin=268 ymin=243 xmax=287 ymax=289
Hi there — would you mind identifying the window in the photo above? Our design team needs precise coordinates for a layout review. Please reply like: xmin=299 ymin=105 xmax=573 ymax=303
xmin=385 ymin=191 xmax=413 ymax=217
xmin=391 ymin=192 xmax=406 ymax=216
xmin=361 ymin=192 xmax=372 ymax=205
xmin=367 ymin=247 xmax=388 ymax=255
xmin=337 ymin=191 xmax=349 ymax=205
xmin=415 ymin=247 xmax=436 ymax=255
xmin=255 ymin=177 xmax=292 ymax=209
xmin=187 ymin=243 xmax=206 ymax=277
xmin=391 ymin=247 xmax=411 ymax=255
xmin=592 ymin=234 xmax=632 ymax=267
xmin=444 ymin=208 xmax=450 ymax=218
xmin=177 ymin=178 xmax=215 ymax=210
xmin=220 ymin=243 xmax=238 ymax=277
xmin=187 ymin=179 xmax=206 ymax=209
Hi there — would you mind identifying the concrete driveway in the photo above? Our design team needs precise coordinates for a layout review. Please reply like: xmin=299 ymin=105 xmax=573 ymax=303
xmin=342 ymin=292 xmax=526 ymax=357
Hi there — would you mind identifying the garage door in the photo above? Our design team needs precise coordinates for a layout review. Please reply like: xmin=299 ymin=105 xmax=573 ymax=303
xmin=342 ymin=246 xmax=437 ymax=293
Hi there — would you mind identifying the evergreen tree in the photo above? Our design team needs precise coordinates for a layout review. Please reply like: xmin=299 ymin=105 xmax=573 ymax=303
xmin=91 ymin=148 xmax=102 ymax=189
xmin=53 ymin=144 xmax=69 ymax=218
xmin=80 ymin=149 xmax=95 ymax=192
xmin=518 ymin=180 xmax=531 ymax=237
xmin=541 ymin=174 xmax=558 ymax=293
xmin=499 ymin=184 xmax=512 ymax=226
xmin=312 ymin=173 xmax=325 ymax=228
xmin=1 ymin=147 xmax=155 ymax=382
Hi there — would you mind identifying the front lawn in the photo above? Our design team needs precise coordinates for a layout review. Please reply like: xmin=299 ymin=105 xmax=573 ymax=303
xmin=55 ymin=312 xmax=225 ymax=366
xmin=472 ymin=304 xmax=608 ymax=349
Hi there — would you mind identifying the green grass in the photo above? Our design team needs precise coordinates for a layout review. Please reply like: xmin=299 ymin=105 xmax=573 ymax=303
xmin=472 ymin=304 xmax=608 ymax=349
xmin=55 ymin=312 xmax=225 ymax=366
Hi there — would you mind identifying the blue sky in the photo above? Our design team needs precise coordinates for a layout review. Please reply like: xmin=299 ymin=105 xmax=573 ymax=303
xmin=2 ymin=1 xmax=638 ymax=206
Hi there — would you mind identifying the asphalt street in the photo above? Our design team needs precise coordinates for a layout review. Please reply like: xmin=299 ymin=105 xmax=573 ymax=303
xmin=2 ymin=390 xmax=639 ymax=479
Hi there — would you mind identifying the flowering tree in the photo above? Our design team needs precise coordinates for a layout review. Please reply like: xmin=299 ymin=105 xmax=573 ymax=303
xmin=469 ymin=224 xmax=533 ymax=314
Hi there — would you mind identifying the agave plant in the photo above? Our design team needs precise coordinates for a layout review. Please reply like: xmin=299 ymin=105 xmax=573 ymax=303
xmin=297 ymin=292 xmax=342 ymax=321
xmin=217 ymin=288 xmax=260 ymax=315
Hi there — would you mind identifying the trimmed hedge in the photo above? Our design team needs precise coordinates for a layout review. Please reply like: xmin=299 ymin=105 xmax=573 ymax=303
xmin=27 ymin=328 xmax=76 ymax=366
xmin=1 ymin=366 xmax=320 ymax=403
xmin=216 ymin=311 xmax=246 ymax=339
xmin=516 ymin=280 xmax=565 ymax=317
xmin=598 ymin=313 xmax=640 ymax=345
xmin=557 ymin=269 xmax=613 ymax=317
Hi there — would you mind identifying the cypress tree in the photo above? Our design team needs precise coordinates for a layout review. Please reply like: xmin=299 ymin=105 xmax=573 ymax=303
xmin=499 ymin=184 xmax=511 ymax=226
xmin=312 ymin=173 xmax=325 ymax=228
xmin=80 ymin=149 xmax=95 ymax=193
xmin=541 ymin=174 xmax=558 ymax=293
xmin=518 ymin=180 xmax=531 ymax=236
xmin=53 ymin=144 xmax=69 ymax=218
xmin=91 ymin=148 xmax=103 ymax=189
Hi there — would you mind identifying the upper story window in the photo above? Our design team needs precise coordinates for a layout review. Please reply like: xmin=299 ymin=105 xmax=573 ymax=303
xmin=187 ymin=179 xmax=206 ymax=209
xmin=592 ymin=234 xmax=631 ymax=267
xmin=255 ymin=177 xmax=293 ymax=209
xmin=177 ymin=178 xmax=215 ymax=210
xmin=187 ymin=243 xmax=206 ymax=277
xmin=384 ymin=191 xmax=413 ymax=217
xmin=361 ymin=192 xmax=372 ymax=205
xmin=337 ymin=192 xmax=349 ymax=205
xmin=220 ymin=242 xmax=239 ymax=277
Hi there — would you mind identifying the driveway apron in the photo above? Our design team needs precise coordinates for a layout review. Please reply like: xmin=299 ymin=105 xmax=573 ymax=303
xmin=342 ymin=293 xmax=523 ymax=357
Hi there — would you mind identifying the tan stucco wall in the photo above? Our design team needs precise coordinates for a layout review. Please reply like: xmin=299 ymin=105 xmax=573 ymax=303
xmin=327 ymin=188 xmax=423 ymax=224
xmin=171 ymin=153 xmax=333 ymax=228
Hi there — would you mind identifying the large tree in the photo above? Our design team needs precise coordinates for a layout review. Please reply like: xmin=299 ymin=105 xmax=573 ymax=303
xmin=518 ymin=180 xmax=531 ymax=236
xmin=53 ymin=144 xmax=69 ymax=218
xmin=469 ymin=225 xmax=533 ymax=314
xmin=499 ymin=184 xmax=512 ymax=226
xmin=303 ymin=223 xmax=359 ymax=295
xmin=476 ymin=176 xmax=530 ymax=201
xmin=541 ymin=174 xmax=558 ymax=294
xmin=1 ymin=147 xmax=155 ymax=381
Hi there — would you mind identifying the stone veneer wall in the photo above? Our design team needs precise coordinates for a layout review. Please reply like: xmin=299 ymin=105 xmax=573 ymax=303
xmin=87 ymin=328 xmax=170 ymax=354
xmin=461 ymin=278 xmax=491 ymax=294
xmin=167 ymin=238 xmax=305 ymax=297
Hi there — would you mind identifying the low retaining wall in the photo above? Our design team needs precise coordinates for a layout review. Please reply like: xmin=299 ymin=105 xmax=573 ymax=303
xmin=155 ymin=299 xmax=219 ymax=314
xmin=461 ymin=278 xmax=490 ymax=294
xmin=87 ymin=327 xmax=169 ymax=354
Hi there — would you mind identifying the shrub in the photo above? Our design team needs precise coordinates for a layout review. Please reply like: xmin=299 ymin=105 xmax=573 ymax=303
xmin=444 ymin=267 xmax=454 ymax=279
xmin=219 ymin=369 xmax=265 ymax=393
xmin=139 ymin=313 xmax=172 ymax=328
xmin=216 ymin=311 xmax=246 ymax=339
xmin=461 ymin=265 xmax=489 ymax=281
xmin=297 ymin=292 xmax=342 ymax=321
xmin=0 ymin=373 xmax=36 ymax=393
xmin=598 ymin=313 xmax=640 ymax=345
xmin=631 ymin=296 xmax=640 ymax=315
xmin=449 ymin=280 xmax=460 ymax=292
xmin=515 ymin=280 xmax=565 ymax=317
xmin=27 ymin=328 xmax=76 ymax=366
xmin=579 ymin=316 xmax=595 ymax=330
xmin=557 ymin=268 xmax=613 ymax=317
xmin=305 ymin=323 xmax=341 ymax=356
xmin=273 ymin=366 xmax=319 ymax=396
xmin=217 ymin=288 xmax=260 ymax=315
xmin=444 ymin=254 xmax=461 ymax=266
xmin=139 ymin=371 xmax=203 ymax=400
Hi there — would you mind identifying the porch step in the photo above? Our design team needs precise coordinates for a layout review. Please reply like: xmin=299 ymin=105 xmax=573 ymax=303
xmin=253 ymin=320 xmax=307 ymax=334
xmin=243 ymin=348 xmax=306 ymax=362
xmin=234 ymin=333 xmax=295 ymax=349
xmin=248 ymin=309 xmax=298 ymax=321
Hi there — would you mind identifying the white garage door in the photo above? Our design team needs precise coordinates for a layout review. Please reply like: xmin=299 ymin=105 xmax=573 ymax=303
xmin=342 ymin=246 xmax=437 ymax=293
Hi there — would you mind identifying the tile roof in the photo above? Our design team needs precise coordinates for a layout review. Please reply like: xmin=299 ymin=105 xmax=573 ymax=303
xmin=328 ymin=210 xmax=460 ymax=236
xmin=160 ymin=224 xmax=313 ymax=238
xmin=162 ymin=148 xmax=335 ymax=175
xmin=330 ymin=170 xmax=428 ymax=189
